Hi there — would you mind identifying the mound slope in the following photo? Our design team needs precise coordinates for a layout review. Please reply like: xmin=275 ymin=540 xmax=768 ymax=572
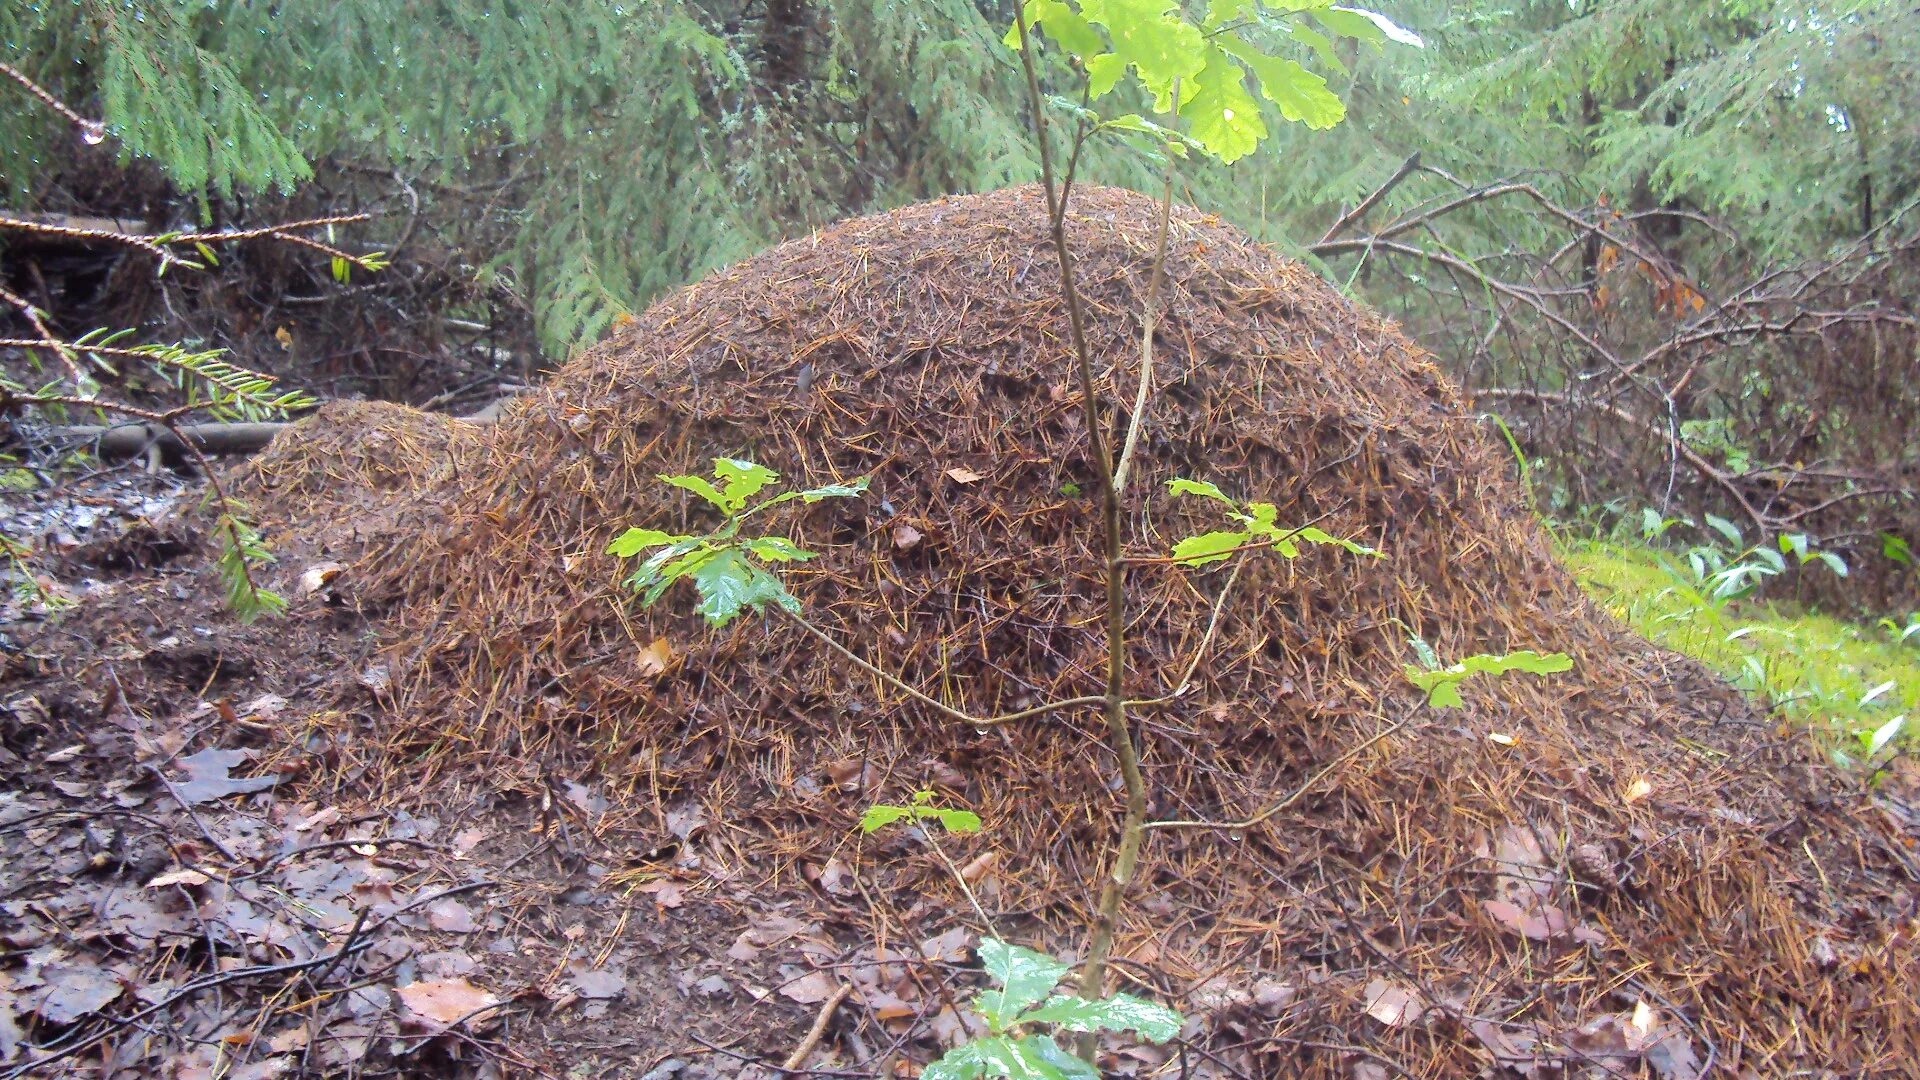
xmin=328 ymin=187 xmax=1910 ymax=1073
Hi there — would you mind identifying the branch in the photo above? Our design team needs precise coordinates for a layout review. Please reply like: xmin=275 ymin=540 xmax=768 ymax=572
xmin=1317 ymin=152 xmax=1420 ymax=245
xmin=1144 ymin=721 xmax=1405 ymax=832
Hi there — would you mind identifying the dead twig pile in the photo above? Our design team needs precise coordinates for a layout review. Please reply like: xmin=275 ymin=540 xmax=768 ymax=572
xmin=251 ymin=186 xmax=1911 ymax=1075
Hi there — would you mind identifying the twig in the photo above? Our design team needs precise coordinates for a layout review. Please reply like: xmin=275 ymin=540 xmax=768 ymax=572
xmin=1317 ymin=152 xmax=1421 ymax=245
xmin=782 ymin=984 xmax=854 ymax=1072
xmin=1144 ymin=721 xmax=1406 ymax=831
xmin=143 ymin=763 xmax=241 ymax=862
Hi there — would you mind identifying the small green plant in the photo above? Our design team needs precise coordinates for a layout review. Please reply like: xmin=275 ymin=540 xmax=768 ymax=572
xmin=921 ymin=939 xmax=1182 ymax=1080
xmin=1880 ymin=614 xmax=1920 ymax=647
xmin=1405 ymin=647 xmax=1574 ymax=708
xmin=210 ymin=510 xmax=286 ymax=621
xmin=606 ymin=458 xmax=867 ymax=626
xmin=1165 ymin=477 xmax=1379 ymax=565
xmin=860 ymin=789 xmax=984 ymax=834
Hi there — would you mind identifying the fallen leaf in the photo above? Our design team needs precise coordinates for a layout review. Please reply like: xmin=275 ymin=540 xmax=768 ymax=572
xmin=920 ymin=927 xmax=972 ymax=963
xmin=395 ymin=978 xmax=500 ymax=1026
xmin=427 ymin=900 xmax=476 ymax=933
xmin=42 ymin=744 xmax=85 ymax=764
xmin=637 ymin=878 xmax=684 ymax=909
xmin=299 ymin=562 xmax=345 ymax=595
xmin=451 ymin=828 xmax=488 ymax=857
xmin=635 ymin=637 xmax=675 ymax=677
xmin=1624 ymin=777 xmax=1654 ymax=803
xmin=34 ymin=964 xmax=124 ymax=1024
xmin=172 ymin=748 xmax=279 ymax=805
xmin=572 ymin=969 xmax=627 ymax=1001
xmin=780 ymin=971 xmax=839 ymax=1005
xmin=892 ymin=524 xmax=923 ymax=551
xmin=1486 ymin=732 xmax=1516 ymax=746
xmin=294 ymin=806 xmax=341 ymax=832
xmin=268 ymin=1026 xmax=311 ymax=1053
xmin=1361 ymin=978 xmax=1423 ymax=1027
xmin=945 ymin=466 xmax=984 ymax=484
xmin=146 ymin=868 xmax=210 ymax=889
xmin=959 ymin=850 xmax=998 ymax=883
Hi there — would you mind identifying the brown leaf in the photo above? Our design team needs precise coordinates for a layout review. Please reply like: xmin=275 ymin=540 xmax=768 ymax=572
xmin=892 ymin=524 xmax=923 ymax=551
xmin=945 ymin=466 xmax=984 ymax=484
xmin=1361 ymin=978 xmax=1423 ymax=1027
xmin=635 ymin=636 xmax=675 ymax=677
xmin=34 ymin=964 xmax=123 ymax=1024
xmin=780 ymin=971 xmax=839 ymax=1005
xmin=637 ymin=878 xmax=684 ymax=909
xmin=426 ymin=899 xmax=476 ymax=933
xmin=172 ymin=748 xmax=279 ymax=806
xmin=268 ymin=1026 xmax=311 ymax=1053
xmin=919 ymin=927 xmax=972 ymax=963
xmin=293 ymin=806 xmax=341 ymax=833
xmin=395 ymin=978 xmax=500 ymax=1026
xmin=299 ymin=562 xmax=345 ymax=595
xmin=145 ymin=868 xmax=210 ymax=889
xmin=571 ymin=969 xmax=627 ymax=1001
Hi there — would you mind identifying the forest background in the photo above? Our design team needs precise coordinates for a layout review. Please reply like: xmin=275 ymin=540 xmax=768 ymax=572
xmin=5 ymin=1 xmax=1920 ymax=736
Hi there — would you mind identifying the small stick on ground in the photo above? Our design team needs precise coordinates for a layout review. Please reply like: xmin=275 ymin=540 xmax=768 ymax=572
xmin=782 ymin=983 xmax=853 ymax=1073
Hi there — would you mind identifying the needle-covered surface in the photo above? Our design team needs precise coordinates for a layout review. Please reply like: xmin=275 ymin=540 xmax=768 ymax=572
xmin=305 ymin=185 xmax=1913 ymax=1075
xmin=4 ymin=185 xmax=1911 ymax=1078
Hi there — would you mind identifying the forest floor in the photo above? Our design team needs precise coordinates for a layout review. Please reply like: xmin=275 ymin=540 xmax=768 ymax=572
xmin=2 ymin=465 xmax=1914 ymax=1079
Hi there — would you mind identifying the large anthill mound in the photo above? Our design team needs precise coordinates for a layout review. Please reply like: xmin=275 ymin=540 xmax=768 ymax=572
xmin=336 ymin=187 xmax=1910 ymax=1074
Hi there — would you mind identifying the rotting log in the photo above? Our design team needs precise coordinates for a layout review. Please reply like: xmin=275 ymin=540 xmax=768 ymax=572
xmin=49 ymin=397 xmax=511 ymax=459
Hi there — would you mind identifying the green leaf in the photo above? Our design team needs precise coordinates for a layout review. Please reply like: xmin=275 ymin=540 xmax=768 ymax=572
xmin=1018 ymin=993 xmax=1184 ymax=1042
xmin=926 ymin=807 xmax=984 ymax=833
xmin=860 ymin=804 xmax=915 ymax=833
xmin=1006 ymin=0 xmax=1105 ymax=57
xmin=1170 ymin=529 xmax=1252 ymax=566
xmin=1406 ymin=650 xmax=1575 ymax=709
xmin=1865 ymin=714 xmax=1906 ymax=757
xmin=689 ymin=547 xmax=799 ymax=626
xmin=1816 ymin=551 xmax=1848 ymax=577
xmin=1287 ymin=23 xmax=1347 ymax=74
xmin=608 ymin=527 xmax=689 ymax=557
xmin=1703 ymin=513 xmax=1743 ymax=546
xmin=1881 ymin=532 xmax=1913 ymax=566
xmin=976 ymin=940 xmax=1071 ymax=1028
xmin=1166 ymin=477 xmax=1235 ymax=505
xmin=744 ymin=535 xmax=816 ymax=562
xmin=1013 ymin=1034 xmax=1101 ymax=1079
xmin=1078 ymin=0 xmax=1209 ymax=103
xmin=1183 ymin=47 xmax=1266 ymax=162
xmin=1220 ymin=38 xmax=1346 ymax=130
xmin=924 ymin=1035 xmax=1079 ymax=1080
xmin=639 ymin=543 xmax=722 ymax=606
xmin=660 ymin=472 xmax=731 ymax=511
xmin=1321 ymin=6 xmax=1423 ymax=47
xmin=859 ymin=802 xmax=982 ymax=834
xmin=714 ymin=457 xmax=779 ymax=511
xmin=767 ymin=476 xmax=872 ymax=507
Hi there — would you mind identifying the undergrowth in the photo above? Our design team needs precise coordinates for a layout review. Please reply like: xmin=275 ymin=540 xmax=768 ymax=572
xmin=1563 ymin=537 xmax=1919 ymax=759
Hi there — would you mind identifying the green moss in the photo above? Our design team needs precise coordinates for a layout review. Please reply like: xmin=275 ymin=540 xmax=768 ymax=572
xmin=1561 ymin=538 xmax=1918 ymax=755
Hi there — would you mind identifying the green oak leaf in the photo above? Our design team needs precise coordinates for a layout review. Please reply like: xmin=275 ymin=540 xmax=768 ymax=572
xmin=1171 ymin=529 xmax=1253 ymax=565
xmin=1018 ymin=992 xmax=1183 ymax=1042
xmin=976 ymin=940 xmax=1071 ymax=1028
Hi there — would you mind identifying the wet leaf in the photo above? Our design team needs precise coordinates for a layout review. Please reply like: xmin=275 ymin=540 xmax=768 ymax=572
xmin=34 ymin=963 xmax=124 ymax=1024
xmin=426 ymin=899 xmax=476 ymax=933
xmin=145 ymin=868 xmax=210 ymax=889
xmin=395 ymin=977 xmax=500 ymax=1026
xmin=572 ymin=969 xmax=627 ymax=1001
xmin=780 ymin=970 xmax=839 ymax=1004
xmin=1361 ymin=978 xmax=1423 ymax=1027
xmin=172 ymin=748 xmax=279 ymax=805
